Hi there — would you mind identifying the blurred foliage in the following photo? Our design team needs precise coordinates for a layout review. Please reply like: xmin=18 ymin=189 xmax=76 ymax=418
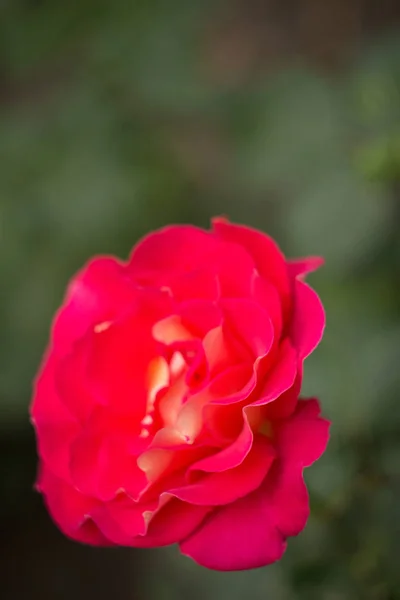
xmin=1 ymin=1 xmax=400 ymax=599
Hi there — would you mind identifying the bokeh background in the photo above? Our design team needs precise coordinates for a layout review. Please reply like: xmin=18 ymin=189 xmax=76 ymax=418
xmin=1 ymin=1 xmax=400 ymax=599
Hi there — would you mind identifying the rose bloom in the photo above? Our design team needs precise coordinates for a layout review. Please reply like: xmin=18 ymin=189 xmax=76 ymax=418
xmin=31 ymin=218 xmax=329 ymax=571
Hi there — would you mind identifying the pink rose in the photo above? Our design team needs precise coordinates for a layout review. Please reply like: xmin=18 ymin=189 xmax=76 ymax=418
xmin=31 ymin=218 xmax=329 ymax=571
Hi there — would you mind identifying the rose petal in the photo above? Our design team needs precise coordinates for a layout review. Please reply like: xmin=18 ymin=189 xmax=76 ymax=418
xmin=87 ymin=306 xmax=162 ymax=416
xmin=31 ymin=353 xmax=79 ymax=481
xmin=287 ymin=256 xmax=324 ymax=280
xmin=214 ymin=241 xmax=256 ymax=298
xmin=170 ymin=435 xmax=275 ymax=505
xmin=220 ymin=299 xmax=274 ymax=360
xmin=52 ymin=257 xmax=137 ymax=357
xmin=130 ymin=498 xmax=212 ymax=547
xmin=128 ymin=226 xmax=217 ymax=286
xmin=38 ymin=467 xmax=110 ymax=545
xmin=263 ymin=367 xmax=302 ymax=420
xmin=275 ymin=398 xmax=330 ymax=467
xmin=55 ymin=336 xmax=98 ymax=423
xmin=250 ymin=339 xmax=297 ymax=407
xmin=252 ymin=276 xmax=283 ymax=341
xmin=179 ymin=300 xmax=222 ymax=339
xmin=190 ymin=409 xmax=253 ymax=474
xmin=290 ymin=280 xmax=325 ymax=360
xmin=212 ymin=218 xmax=291 ymax=320
xmin=180 ymin=462 xmax=309 ymax=571
xmin=70 ymin=433 xmax=148 ymax=502
xmin=91 ymin=493 xmax=155 ymax=544
xmin=169 ymin=270 xmax=220 ymax=303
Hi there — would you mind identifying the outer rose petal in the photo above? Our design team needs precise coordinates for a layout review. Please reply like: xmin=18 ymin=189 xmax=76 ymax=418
xmin=91 ymin=494 xmax=155 ymax=545
xmin=170 ymin=435 xmax=275 ymax=505
xmin=180 ymin=462 xmax=309 ymax=571
xmin=212 ymin=218 xmax=291 ymax=319
xmin=263 ymin=367 xmax=302 ymax=420
xmin=275 ymin=398 xmax=330 ymax=467
xmin=287 ymin=256 xmax=324 ymax=280
xmin=290 ymin=279 xmax=325 ymax=360
xmin=128 ymin=226 xmax=217 ymax=285
xmin=129 ymin=498 xmax=212 ymax=547
xmin=69 ymin=421 xmax=148 ymax=502
xmin=38 ymin=467 xmax=110 ymax=546
xmin=31 ymin=353 xmax=79 ymax=481
xmin=52 ymin=257 xmax=137 ymax=357
xmin=55 ymin=336 xmax=97 ymax=423
xmin=248 ymin=338 xmax=297 ymax=407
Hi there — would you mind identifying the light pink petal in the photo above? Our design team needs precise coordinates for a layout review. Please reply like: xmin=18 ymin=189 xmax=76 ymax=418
xmin=180 ymin=462 xmax=309 ymax=571
xmin=287 ymin=256 xmax=324 ymax=280
xmin=38 ymin=466 xmax=109 ymax=545
xmin=212 ymin=218 xmax=291 ymax=320
xmin=31 ymin=353 xmax=79 ymax=481
xmin=170 ymin=435 xmax=275 ymax=505
xmin=275 ymin=398 xmax=330 ymax=467
xmin=130 ymin=499 xmax=212 ymax=547
xmin=290 ymin=279 xmax=325 ymax=361
xmin=52 ymin=257 xmax=137 ymax=357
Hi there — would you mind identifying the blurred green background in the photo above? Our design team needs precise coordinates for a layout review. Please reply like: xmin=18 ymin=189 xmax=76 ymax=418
xmin=1 ymin=1 xmax=400 ymax=599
